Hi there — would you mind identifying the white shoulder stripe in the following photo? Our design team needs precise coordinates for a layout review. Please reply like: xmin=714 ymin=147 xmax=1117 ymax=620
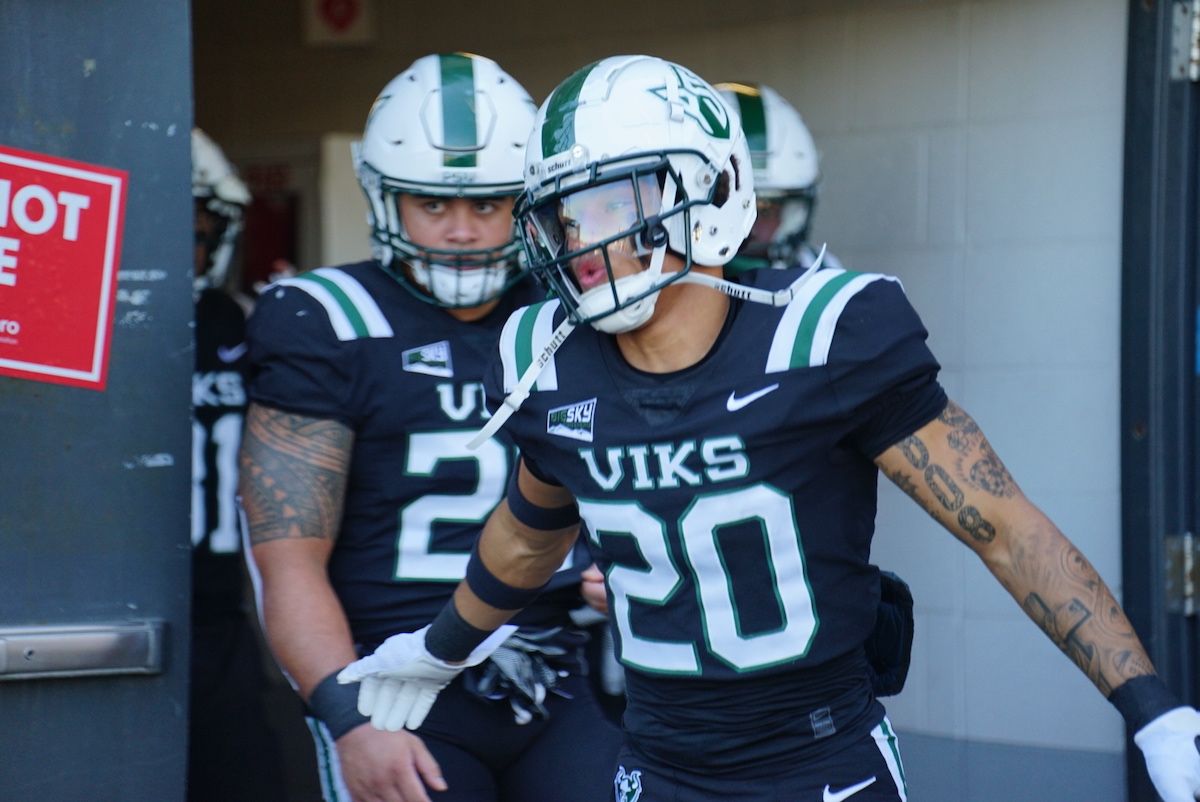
xmin=499 ymin=299 xmax=561 ymax=394
xmin=310 ymin=268 xmax=394 ymax=338
xmin=273 ymin=269 xmax=393 ymax=342
xmin=530 ymin=301 xmax=560 ymax=392
xmin=809 ymin=274 xmax=897 ymax=366
xmin=274 ymin=277 xmax=358 ymax=341
xmin=766 ymin=269 xmax=848 ymax=373
xmin=766 ymin=270 xmax=898 ymax=372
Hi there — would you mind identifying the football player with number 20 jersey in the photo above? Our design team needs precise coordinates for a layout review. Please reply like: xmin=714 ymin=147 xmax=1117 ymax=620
xmin=239 ymin=54 xmax=618 ymax=802
xmin=338 ymin=55 xmax=1200 ymax=802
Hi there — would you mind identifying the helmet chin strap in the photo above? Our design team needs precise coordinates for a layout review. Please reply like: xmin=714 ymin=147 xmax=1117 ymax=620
xmin=467 ymin=315 xmax=576 ymax=450
xmin=674 ymin=242 xmax=827 ymax=306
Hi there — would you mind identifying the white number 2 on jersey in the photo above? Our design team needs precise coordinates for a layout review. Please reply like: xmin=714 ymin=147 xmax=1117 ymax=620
xmin=395 ymin=431 xmax=509 ymax=581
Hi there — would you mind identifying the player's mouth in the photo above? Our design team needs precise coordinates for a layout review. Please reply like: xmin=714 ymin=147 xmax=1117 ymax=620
xmin=572 ymin=255 xmax=610 ymax=292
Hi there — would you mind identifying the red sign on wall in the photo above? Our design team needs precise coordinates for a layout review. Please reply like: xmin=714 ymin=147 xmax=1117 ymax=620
xmin=0 ymin=145 xmax=127 ymax=390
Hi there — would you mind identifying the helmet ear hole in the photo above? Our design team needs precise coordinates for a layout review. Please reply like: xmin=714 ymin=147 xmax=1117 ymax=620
xmin=711 ymin=153 xmax=743 ymax=209
xmin=712 ymin=170 xmax=730 ymax=208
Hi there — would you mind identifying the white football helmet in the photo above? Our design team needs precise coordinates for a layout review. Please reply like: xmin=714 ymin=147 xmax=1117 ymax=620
xmin=518 ymin=55 xmax=756 ymax=333
xmin=355 ymin=52 xmax=536 ymax=308
xmin=192 ymin=128 xmax=251 ymax=291
xmin=716 ymin=82 xmax=819 ymax=271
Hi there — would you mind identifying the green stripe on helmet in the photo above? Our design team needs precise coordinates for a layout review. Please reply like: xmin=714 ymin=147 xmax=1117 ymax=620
xmin=440 ymin=53 xmax=478 ymax=168
xmin=734 ymin=88 xmax=768 ymax=172
xmin=789 ymin=271 xmax=859 ymax=369
xmin=542 ymin=61 xmax=598 ymax=157
xmin=302 ymin=273 xmax=371 ymax=339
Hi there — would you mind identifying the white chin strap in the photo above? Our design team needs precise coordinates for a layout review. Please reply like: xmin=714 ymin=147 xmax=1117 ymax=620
xmin=467 ymin=315 xmax=577 ymax=450
xmin=466 ymin=244 xmax=828 ymax=452
xmin=674 ymin=242 xmax=826 ymax=307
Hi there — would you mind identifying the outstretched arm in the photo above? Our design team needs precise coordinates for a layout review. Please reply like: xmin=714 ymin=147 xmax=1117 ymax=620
xmin=876 ymin=399 xmax=1200 ymax=802
xmin=874 ymin=399 xmax=1151 ymax=695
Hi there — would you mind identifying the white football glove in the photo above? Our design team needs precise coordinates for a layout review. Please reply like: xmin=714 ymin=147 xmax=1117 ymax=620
xmin=337 ymin=623 xmax=517 ymax=732
xmin=1134 ymin=706 xmax=1200 ymax=802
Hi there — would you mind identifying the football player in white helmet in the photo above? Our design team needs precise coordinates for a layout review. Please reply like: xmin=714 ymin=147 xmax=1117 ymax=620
xmin=239 ymin=54 xmax=619 ymax=802
xmin=355 ymin=55 xmax=532 ymax=311
xmin=192 ymin=127 xmax=252 ymax=292
xmin=339 ymin=55 xmax=1200 ymax=802
xmin=189 ymin=129 xmax=288 ymax=802
xmin=716 ymin=81 xmax=841 ymax=273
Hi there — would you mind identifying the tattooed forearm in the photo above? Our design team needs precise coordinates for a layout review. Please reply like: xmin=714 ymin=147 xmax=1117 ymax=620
xmin=879 ymin=400 xmax=1157 ymax=696
xmin=1016 ymin=541 xmax=1151 ymax=693
xmin=239 ymin=405 xmax=353 ymax=545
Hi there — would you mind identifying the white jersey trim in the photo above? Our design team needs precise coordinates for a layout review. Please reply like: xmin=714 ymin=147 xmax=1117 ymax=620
xmin=499 ymin=299 xmax=561 ymax=394
xmin=274 ymin=268 xmax=394 ymax=342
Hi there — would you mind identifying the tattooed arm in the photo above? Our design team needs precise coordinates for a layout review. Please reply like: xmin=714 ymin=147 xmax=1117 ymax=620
xmin=874 ymin=399 xmax=1154 ymax=697
xmin=238 ymin=402 xmax=356 ymax=696
xmin=240 ymin=404 xmax=448 ymax=801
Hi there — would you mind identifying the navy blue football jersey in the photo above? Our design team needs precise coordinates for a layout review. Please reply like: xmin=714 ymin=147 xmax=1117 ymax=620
xmin=192 ymin=288 xmax=251 ymax=622
xmin=246 ymin=261 xmax=586 ymax=649
xmin=484 ymin=265 xmax=946 ymax=770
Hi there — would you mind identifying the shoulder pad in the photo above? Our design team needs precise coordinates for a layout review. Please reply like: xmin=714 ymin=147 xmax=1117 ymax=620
xmin=271 ymin=267 xmax=394 ymax=342
xmin=766 ymin=269 xmax=898 ymax=373
xmin=498 ymin=299 xmax=561 ymax=393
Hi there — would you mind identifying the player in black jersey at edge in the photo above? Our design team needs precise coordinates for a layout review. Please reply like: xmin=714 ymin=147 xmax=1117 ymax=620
xmin=239 ymin=54 xmax=619 ymax=802
xmin=335 ymin=55 xmax=1200 ymax=802
xmin=190 ymin=128 xmax=287 ymax=802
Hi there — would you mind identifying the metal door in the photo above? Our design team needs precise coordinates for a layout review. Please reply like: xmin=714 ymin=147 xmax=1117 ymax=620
xmin=0 ymin=2 xmax=193 ymax=800
xmin=1121 ymin=1 xmax=1200 ymax=799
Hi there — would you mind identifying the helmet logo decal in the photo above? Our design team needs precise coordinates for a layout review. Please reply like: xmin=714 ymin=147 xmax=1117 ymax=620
xmin=649 ymin=66 xmax=731 ymax=140
xmin=439 ymin=53 xmax=478 ymax=168
xmin=541 ymin=61 xmax=598 ymax=157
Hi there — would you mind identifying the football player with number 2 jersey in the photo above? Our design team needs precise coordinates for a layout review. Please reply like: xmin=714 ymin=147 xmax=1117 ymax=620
xmin=239 ymin=54 xmax=619 ymax=802
xmin=338 ymin=55 xmax=1200 ymax=802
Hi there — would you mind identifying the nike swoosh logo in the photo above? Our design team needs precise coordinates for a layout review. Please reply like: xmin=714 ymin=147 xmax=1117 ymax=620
xmin=823 ymin=776 xmax=877 ymax=802
xmin=726 ymin=383 xmax=779 ymax=412
xmin=217 ymin=342 xmax=248 ymax=363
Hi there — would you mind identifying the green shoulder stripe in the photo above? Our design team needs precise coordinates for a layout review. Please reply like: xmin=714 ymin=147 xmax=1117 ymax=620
xmin=499 ymin=299 xmax=560 ymax=393
xmin=766 ymin=270 xmax=893 ymax=372
xmin=275 ymin=268 xmax=394 ymax=342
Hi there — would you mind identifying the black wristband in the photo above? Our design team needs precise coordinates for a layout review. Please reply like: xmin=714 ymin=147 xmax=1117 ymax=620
xmin=465 ymin=543 xmax=548 ymax=610
xmin=425 ymin=601 xmax=497 ymax=662
xmin=307 ymin=670 xmax=369 ymax=740
xmin=1108 ymin=675 xmax=1181 ymax=733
